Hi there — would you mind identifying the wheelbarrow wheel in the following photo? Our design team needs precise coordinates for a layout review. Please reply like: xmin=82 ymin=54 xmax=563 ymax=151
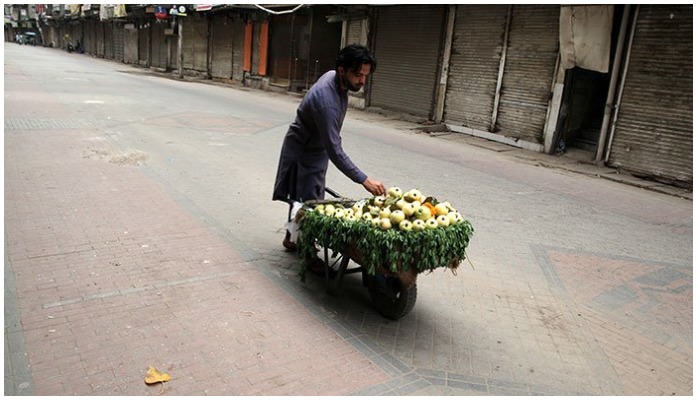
xmin=368 ymin=274 xmax=417 ymax=320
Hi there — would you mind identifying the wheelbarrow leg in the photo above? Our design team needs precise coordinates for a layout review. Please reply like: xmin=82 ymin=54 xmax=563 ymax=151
xmin=326 ymin=255 xmax=350 ymax=296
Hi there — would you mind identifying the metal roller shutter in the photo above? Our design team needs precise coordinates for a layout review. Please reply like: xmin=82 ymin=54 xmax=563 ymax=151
xmin=71 ymin=24 xmax=81 ymax=48
xmin=104 ymin=22 xmax=113 ymax=59
xmin=268 ymin=13 xmax=310 ymax=82
xmin=96 ymin=21 xmax=105 ymax=57
xmin=150 ymin=23 xmax=167 ymax=69
xmin=211 ymin=14 xmax=234 ymax=79
xmin=138 ymin=26 xmax=148 ymax=65
xmin=114 ymin=24 xmax=124 ymax=62
xmin=76 ymin=22 xmax=85 ymax=53
xmin=444 ymin=4 xmax=509 ymax=131
xmin=370 ymin=5 xmax=445 ymax=119
xmin=608 ymin=5 xmax=692 ymax=185
xmin=496 ymin=5 xmax=559 ymax=143
xmin=82 ymin=21 xmax=93 ymax=54
xmin=309 ymin=6 xmax=342 ymax=84
xmin=123 ymin=25 xmax=138 ymax=64
xmin=231 ymin=18 xmax=245 ymax=81
xmin=183 ymin=14 xmax=208 ymax=72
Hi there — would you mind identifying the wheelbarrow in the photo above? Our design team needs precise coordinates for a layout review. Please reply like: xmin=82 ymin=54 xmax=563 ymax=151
xmin=294 ymin=187 xmax=473 ymax=320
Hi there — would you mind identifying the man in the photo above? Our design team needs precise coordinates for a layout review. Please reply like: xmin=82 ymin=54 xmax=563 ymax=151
xmin=273 ymin=44 xmax=386 ymax=251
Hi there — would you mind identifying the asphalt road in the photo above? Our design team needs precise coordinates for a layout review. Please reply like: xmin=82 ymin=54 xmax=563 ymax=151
xmin=4 ymin=44 xmax=693 ymax=395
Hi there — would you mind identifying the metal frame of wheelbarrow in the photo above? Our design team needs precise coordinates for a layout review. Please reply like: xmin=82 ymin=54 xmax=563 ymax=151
xmin=296 ymin=187 xmax=419 ymax=320
xmin=316 ymin=187 xmax=365 ymax=296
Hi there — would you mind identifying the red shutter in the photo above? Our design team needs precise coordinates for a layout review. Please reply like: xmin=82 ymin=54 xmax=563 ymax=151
xmin=258 ymin=20 xmax=269 ymax=76
xmin=243 ymin=21 xmax=252 ymax=72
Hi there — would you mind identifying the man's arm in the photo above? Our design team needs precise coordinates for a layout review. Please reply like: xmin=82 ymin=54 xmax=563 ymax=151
xmin=315 ymin=104 xmax=368 ymax=184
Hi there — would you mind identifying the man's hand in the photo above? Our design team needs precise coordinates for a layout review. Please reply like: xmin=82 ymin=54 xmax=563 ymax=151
xmin=362 ymin=178 xmax=386 ymax=196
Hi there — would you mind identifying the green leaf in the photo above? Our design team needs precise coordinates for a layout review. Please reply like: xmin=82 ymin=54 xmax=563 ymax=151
xmin=296 ymin=202 xmax=475 ymax=278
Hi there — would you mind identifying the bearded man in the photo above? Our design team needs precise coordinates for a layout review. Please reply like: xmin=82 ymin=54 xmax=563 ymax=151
xmin=272 ymin=44 xmax=386 ymax=251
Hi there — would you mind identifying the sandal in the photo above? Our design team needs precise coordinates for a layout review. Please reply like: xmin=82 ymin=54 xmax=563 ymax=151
xmin=282 ymin=231 xmax=297 ymax=251
xmin=305 ymin=257 xmax=336 ymax=278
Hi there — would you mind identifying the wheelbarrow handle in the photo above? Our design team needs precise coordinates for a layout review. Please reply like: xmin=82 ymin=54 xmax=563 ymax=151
xmin=324 ymin=187 xmax=341 ymax=199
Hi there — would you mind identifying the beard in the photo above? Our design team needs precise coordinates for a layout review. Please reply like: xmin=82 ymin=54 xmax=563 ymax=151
xmin=340 ymin=72 xmax=363 ymax=92
xmin=347 ymin=81 xmax=363 ymax=92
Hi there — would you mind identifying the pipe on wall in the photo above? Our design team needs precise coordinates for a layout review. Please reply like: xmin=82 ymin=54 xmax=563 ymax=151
xmin=595 ymin=4 xmax=631 ymax=162
xmin=490 ymin=5 xmax=513 ymax=132
xmin=434 ymin=5 xmax=456 ymax=123
xmin=604 ymin=5 xmax=639 ymax=163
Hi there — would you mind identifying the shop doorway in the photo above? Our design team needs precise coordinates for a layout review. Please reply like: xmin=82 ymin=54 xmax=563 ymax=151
xmin=554 ymin=5 xmax=625 ymax=156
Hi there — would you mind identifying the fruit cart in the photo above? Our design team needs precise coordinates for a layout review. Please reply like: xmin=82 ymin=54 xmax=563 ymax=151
xmin=295 ymin=187 xmax=474 ymax=320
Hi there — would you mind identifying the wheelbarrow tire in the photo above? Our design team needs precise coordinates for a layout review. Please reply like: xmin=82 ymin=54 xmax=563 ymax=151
xmin=368 ymin=274 xmax=417 ymax=320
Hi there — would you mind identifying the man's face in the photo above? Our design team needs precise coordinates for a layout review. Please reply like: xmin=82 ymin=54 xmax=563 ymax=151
xmin=339 ymin=64 xmax=371 ymax=92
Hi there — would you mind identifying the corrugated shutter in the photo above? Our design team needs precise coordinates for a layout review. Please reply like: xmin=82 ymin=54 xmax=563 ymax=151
xmin=184 ymin=14 xmax=208 ymax=72
xmin=251 ymin=22 xmax=261 ymax=75
xmin=308 ymin=6 xmax=343 ymax=77
xmin=211 ymin=14 xmax=234 ymax=79
xmin=77 ymin=22 xmax=86 ymax=53
xmin=444 ymin=4 xmax=509 ymax=131
xmin=608 ymin=5 xmax=692 ymax=185
xmin=370 ymin=5 xmax=445 ymax=119
xmin=96 ymin=21 xmax=105 ymax=57
xmin=123 ymin=25 xmax=138 ymax=64
xmin=150 ymin=23 xmax=167 ymax=69
xmin=268 ymin=14 xmax=309 ymax=81
xmin=231 ymin=18 xmax=245 ymax=81
xmin=81 ymin=21 xmax=92 ymax=54
xmin=138 ymin=26 xmax=148 ymax=65
xmin=309 ymin=6 xmax=342 ymax=83
xmin=71 ymin=24 xmax=81 ymax=49
xmin=496 ymin=5 xmax=559 ymax=143
xmin=104 ymin=22 xmax=113 ymax=59
xmin=114 ymin=24 xmax=124 ymax=62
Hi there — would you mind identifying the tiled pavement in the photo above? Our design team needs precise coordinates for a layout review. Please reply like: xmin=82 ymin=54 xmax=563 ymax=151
xmin=6 ymin=122 xmax=587 ymax=396
xmin=5 ymin=127 xmax=392 ymax=395
xmin=10 ymin=129 xmax=687 ymax=395
xmin=4 ymin=46 xmax=693 ymax=396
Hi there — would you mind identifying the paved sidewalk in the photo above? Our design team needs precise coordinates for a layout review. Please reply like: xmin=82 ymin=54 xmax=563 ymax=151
xmin=5 ymin=128 xmax=392 ymax=395
xmin=5 ymin=48 xmax=692 ymax=396
xmin=6 ymin=117 xmax=691 ymax=396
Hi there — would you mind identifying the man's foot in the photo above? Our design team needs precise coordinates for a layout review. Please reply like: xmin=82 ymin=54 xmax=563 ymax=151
xmin=305 ymin=256 xmax=336 ymax=278
xmin=282 ymin=231 xmax=297 ymax=251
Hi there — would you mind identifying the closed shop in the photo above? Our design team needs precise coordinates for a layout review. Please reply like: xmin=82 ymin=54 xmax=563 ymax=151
xmin=370 ymin=5 xmax=446 ymax=119
xmin=444 ymin=4 xmax=509 ymax=131
xmin=70 ymin=23 xmax=82 ymax=50
xmin=104 ymin=22 xmax=113 ymax=59
xmin=607 ymin=5 xmax=692 ymax=186
xmin=250 ymin=21 xmax=262 ymax=77
xmin=268 ymin=12 xmax=310 ymax=86
xmin=138 ymin=25 xmax=148 ymax=65
xmin=96 ymin=20 xmax=105 ymax=57
xmin=123 ymin=25 xmax=138 ymax=64
xmin=183 ymin=14 xmax=208 ymax=72
xmin=231 ymin=17 xmax=245 ymax=81
xmin=495 ymin=5 xmax=560 ymax=144
xmin=113 ymin=23 xmax=124 ymax=62
xmin=308 ymin=5 xmax=342 ymax=86
xmin=82 ymin=20 xmax=94 ymax=54
xmin=43 ymin=26 xmax=58 ymax=48
xmin=211 ymin=13 xmax=234 ymax=79
xmin=150 ymin=22 xmax=168 ymax=69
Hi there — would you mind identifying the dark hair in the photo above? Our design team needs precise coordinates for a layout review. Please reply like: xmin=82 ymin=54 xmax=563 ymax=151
xmin=335 ymin=44 xmax=377 ymax=73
